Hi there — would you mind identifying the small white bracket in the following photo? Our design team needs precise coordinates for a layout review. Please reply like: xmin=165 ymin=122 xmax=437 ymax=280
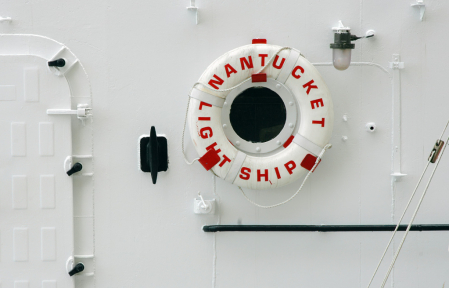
xmin=332 ymin=20 xmax=350 ymax=33
xmin=47 ymin=104 xmax=92 ymax=122
xmin=0 ymin=16 xmax=12 ymax=23
xmin=389 ymin=55 xmax=405 ymax=70
xmin=186 ymin=0 xmax=198 ymax=25
xmin=194 ymin=193 xmax=215 ymax=214
xmin=391 ymin=172 xmax=407 ymax=182
xmin=411 ymin=0 xmax=426 ymax=21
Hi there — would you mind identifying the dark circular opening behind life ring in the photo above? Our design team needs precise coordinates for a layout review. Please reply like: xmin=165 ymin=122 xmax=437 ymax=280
xmin=229 ymin=87 xmax=287 ymax=143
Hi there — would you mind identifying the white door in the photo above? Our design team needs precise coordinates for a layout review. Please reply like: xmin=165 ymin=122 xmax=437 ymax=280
xmin=0 ymin=56 xmax=74 ymax=287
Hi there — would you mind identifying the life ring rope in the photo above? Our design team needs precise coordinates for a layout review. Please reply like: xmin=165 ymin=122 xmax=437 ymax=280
xmin=238 ymin=144 xmax=332 ymax=209
xmin=182 ymin=97 xmax=200 ymax=165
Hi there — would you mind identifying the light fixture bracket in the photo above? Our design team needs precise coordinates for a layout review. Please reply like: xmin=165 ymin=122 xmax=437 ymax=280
xmin=332 ymin=20 xmax=351 ymax=33
xmin=330 ymin=32 xmax=355 ymax=49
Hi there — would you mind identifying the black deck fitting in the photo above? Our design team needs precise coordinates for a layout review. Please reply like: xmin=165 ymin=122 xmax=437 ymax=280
xmin=203 ymin=224 xmax=449 ymax=232
xmin=68 ymin=262 xmax=85 ymax=276
xmin=48 ymin=58 xmax=66 ymax=67
xmin=140 ymin=126 xmax=168 ymax=184
xmin=67 ymin=162 xmax=82 ymax=176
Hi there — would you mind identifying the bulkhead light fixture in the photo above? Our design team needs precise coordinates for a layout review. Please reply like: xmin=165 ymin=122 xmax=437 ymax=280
xmin=330 ymin=21 xmax=374 ymax=71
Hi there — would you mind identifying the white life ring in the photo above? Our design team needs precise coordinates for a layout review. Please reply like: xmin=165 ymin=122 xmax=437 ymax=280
xmin=188 ymin=40 xmax=333 ymax=190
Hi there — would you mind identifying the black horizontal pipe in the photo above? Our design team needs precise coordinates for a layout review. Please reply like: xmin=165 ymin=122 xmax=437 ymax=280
xmin=203 ymin=224 xmax=449 ymax=232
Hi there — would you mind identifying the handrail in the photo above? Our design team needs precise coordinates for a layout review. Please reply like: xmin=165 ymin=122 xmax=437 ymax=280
xmin=203 ymin=224 xmax=449 ymax=232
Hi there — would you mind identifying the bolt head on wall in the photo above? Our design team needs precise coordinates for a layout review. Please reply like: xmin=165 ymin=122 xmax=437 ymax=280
xmin=366 ymin=122 xmax=376 ymax=132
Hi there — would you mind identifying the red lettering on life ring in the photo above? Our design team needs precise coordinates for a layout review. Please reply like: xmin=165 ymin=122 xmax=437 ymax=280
xmin=259 ymin=54 xmax=268 ymax=66
xmin=224 ymin=64 xmax=237 ymax=78
xmin=240 ymin=167 xmax=251 ymax=180
xmin=208 ymin=74 xmax=224 ymax=90
xmin=199 ymin=101 xmax=212 ymax=110
xmin=257 ymin=169 xmax=269 ymax=182
xmin=240 ymin=56 xmax=254 ymax=70
xmin=238 ymin=160 xmax=299 ymax=181
xmin=206 ymin=142 xmax=221 ymax=154
xmin=303 ymin=80 xmax=318 ymax=94
xmin=310 ymin=98 xmax=324 ymax=109
xmin=274 ymin=167 xmax=281 ymax=179
xmin=219 ymin=155 xmax=231 ymax=167
xmin=312 ymin=118 xmax=325 ymax=127
xmin=292 ymin=66 xmax=304 ymax=79
xmin=200 ymin=127 xmax=213 ymax=139
xmin=273 ymin=55 xmax=285 ymax=69
xmin=284 ymin=161 xmax=296 ymax=175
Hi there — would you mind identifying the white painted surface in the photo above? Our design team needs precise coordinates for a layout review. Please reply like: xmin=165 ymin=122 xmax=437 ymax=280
xmin=39 ymin=122 xmax=54 ymax=156
xmin=12 ymin=176 xmax=27 ymax=210
xmin=40 ymin=175 xmax=56 ymax=209
xmin=13 ymin=228 xmax=28 ymax=262
xmin=0 ymin=85 xmax=16 ymax=101
xmin=1 ymin=0 xmax=449 ymax=287
xmin=23 ymin=68 xmax=39 ymax=102
xmin=41 ymin=227 xmax=56 ymax=261
xmin=10 ymin=123 xmax=26 ymax=157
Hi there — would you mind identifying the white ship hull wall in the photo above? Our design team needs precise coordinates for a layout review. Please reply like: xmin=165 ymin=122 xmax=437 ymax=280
xmin=0 ymin=0 xmax=448 ymax=287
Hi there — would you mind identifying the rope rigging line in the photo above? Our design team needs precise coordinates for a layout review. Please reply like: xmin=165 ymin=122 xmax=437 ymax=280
xmin=365 ymin=158 xmax=432 ymax=288
xmin=380 ymin=137 xmax=448 ymax=288
xmin=367 ymin=119 xmax=449 ymax=288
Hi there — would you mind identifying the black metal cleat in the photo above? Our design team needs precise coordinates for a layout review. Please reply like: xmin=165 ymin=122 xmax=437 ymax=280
xmin=68 ymin=262 xmax=85 ymax=276
xmin=48 ymin=58 xmax=66 ymax=67
xmin=67 ymin=162 xmax=82 ymax=176
xmin=140 ymin=126 xmax=168 ymax=184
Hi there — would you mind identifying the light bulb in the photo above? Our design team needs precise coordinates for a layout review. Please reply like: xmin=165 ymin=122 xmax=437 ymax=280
xmin=332 ymin=48 xmax=351 ymax=71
